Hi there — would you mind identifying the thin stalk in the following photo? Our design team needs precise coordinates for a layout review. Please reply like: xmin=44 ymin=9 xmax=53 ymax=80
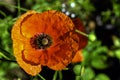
xmin=0 ymin=10 xmax=7 ymax=18
xmin=0 ymin=52 xmax=11 ymax=60
xmin=80 ymin=65 xmax=85 ymax=80
xmin=38 ymin=74 xmax=46 ymax=80
xmin=30 ymin=76 xmax=34 ymax=80
xmin=53 ymin=71 xmax=58 ymax=80
xmin=0 ymin=48 xmax=12 ymax=60
xmin=0 ymin=58 xmax=16 ymax=63
xmin=17 ymin=0 xmax=21 ymax=16
xmin=75 ymin=29 xmax=88 ymax=37
xmin=58 ymin=71 xmax=63 ymax=80
xmin=0 ymin=2 xmax=28 ymax=11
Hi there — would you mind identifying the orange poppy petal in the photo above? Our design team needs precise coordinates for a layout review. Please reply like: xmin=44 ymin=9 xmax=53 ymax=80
xmin=21 ymin=14 xmax=46 ymax=38
xmin=12 ymin=10 xmax=36 ymax=40
xmin=47 ymin=47 xmax=72 ymax=70
xmin=72 ymin=18 xmax=88 ymax=49
xmin=23 ymin=49 xmax=48 ymax=66
xmin=46 ymin=44 xmax=72 ymax=70
xmin=12 ymin=11 xmax=42 ymax=76
xmin=12 ymin=40 xmax=41 ymax=76
xmin=72 ymin=50 xmax=83 ymax=63
xmin=48 ymin=62 xmax=67 ymax=70
xmin=46 ymin=31 xmax=81 ymax=69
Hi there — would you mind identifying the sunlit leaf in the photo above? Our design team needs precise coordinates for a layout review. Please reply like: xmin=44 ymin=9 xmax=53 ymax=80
xmin=94 ymin=73 xmax=110 ymax=80
xmin=115 ymin=49 xmax=120 ymax=59
xmin=82 ymin=67 xmax=95 ymax=80
xmin=91 ymin=55 xmax=108 ymax=69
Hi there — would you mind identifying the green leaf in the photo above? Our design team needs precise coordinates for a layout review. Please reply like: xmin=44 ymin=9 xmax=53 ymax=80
xmin=115 ymin=49 xmax=120 ymax=59
xmin=73 ymin=64 xmax=83 ymax=75
xmin=82 ymin=67 xmax=95 ymax=80
xmin=91 ymin=55 xmax=108 ymax=69
xmin=94 ymin=74 xmax=110 ymax=80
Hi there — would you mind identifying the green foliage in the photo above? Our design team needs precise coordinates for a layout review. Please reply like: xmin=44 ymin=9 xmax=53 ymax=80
xmin=0 ymin=62 xmax=19 ymax=79
xmin=61 ymin=0 xmax=95 ymax=19
xmin=113 ymin=1 xmax=120 ymax=17
xmin=81 ymin=67 xmax=95 ymax=80
xmin=0 ymin=16 xmax=13 ymax=53
xmin=83 ymin=37 xmax=109 ymax=69
xmin=31 ymin=0 xmax=62 ymax=12
xmin=94 ymin=74 xmax=110 ymax=80
xmin=91 ymin=55 xmax=108 ymax=69
xmin=73 ymin=64 xmax=82 ymax=75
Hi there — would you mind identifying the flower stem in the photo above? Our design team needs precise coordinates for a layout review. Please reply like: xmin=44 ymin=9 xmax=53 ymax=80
xmin=0 ymin=52 xmax=11 ymax=60
xmin=17 ymin=0 xmax=21 ymax=16
xmin=53 ymin=71 xmax=58 ymax=80
xmin=75 ymin=29 xmax=88 ymax=37
xmin=0 ymin=2 xmax=28 ymax=11
xmin=0 ymin=58 xmax=16 ymax=63
xmin=0 ymin=48 xmax=16 ymax=62
xmin=38 ymin=74 xmax=46 ymax=80
xmin=58 ymin=71 xmax=63 ymax=80
xmin=0 ymin=48 xmax=12 ymax=60
xmin=53 ymin=71 xmax=63 ymax=80
xmin=0 ymin=10 xmax=7 ymax=18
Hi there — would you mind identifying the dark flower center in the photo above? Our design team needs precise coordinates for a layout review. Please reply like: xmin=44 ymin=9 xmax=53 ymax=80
xmin=30 ymin=33 xmax=53 ymax=49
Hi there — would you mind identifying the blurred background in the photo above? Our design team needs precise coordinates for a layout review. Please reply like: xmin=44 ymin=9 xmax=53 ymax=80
xmin=0 ymin=0 xmax=120 ymax=80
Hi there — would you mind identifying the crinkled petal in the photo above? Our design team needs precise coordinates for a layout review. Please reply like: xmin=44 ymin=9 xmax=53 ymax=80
xmin=72 ymin=18 xmax=88 ymax=49
xmin=46 ymin=32 xmax=80 ymax=70
xmin=11 ymin=11 xmax=42 ymax=76
xmin=12 ymin=10 xmax=37 ymax=40
xmin=72 ymin=50 xmax=83 ymax=63
xmin=48 ymin=62 xmax=67 ymax=70
xmin=21 ymin=13 xmax=46 ymax=38
xmin=12 ymin=40 xmax=41 ymax=76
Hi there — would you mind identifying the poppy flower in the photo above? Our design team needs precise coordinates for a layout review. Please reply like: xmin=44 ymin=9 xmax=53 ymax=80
xmin=11 ymin=10 xmax=87 ymax=76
